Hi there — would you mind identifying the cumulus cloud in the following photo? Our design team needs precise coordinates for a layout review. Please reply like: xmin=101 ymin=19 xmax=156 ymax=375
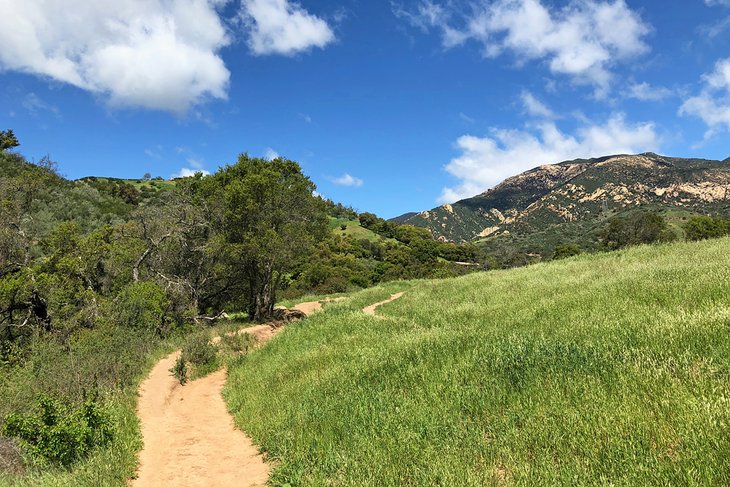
xmin=0 ymin=0 xmax=232 ymax=114
xmin=0 ymin=0 xmax=336 ymax=113
xmin=398 ymin=0 xmax=650 ymax=95
xmin=332 ymin=173 xmax=364 ymax=187
xmin=241 ymin=0 xmax=335 ymax=55
xmin=439 ymin=114 xmax=660 ymax=203
xmin=520 ymin=91 xmax=555 ymax=118
xmin=172 ymin=167 xmax=211 ymax=178
xmin=264 ymin=147 xmax=281 ymax=160
xmin=679 ymin=58 xmax=730 ymax=138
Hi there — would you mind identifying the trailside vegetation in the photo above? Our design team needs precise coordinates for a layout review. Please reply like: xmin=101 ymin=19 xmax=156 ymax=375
xmin=0 ymin=136 xmax=482 ymax=482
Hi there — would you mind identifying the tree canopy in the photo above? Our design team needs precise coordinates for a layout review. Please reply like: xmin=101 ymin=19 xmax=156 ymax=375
xmin=0 ymin=130 xmax=19 ymax=151
xmin=198 ymin=155 xmax=328 ymax=320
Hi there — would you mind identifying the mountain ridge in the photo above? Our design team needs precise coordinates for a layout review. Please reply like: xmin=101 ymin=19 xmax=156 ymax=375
xmin=394 ymin=153 xmax=730 ymax=249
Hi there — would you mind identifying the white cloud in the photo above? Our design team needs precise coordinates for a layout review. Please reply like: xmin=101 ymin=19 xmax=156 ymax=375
xmin=399 ymin=0 xmax=650 ymax=95
xmin=679 ymin=58 xmax=730 ymax=138
xmin=627 ymin=82 xmax=674 ymax=101
xmin=702 ymin=0 xmax=730 ymax=36
xmin=264 ymin=147 xmax=280 ymax=160
xmin=0 ymin=0 xmax=231 ymax=114
xmin=241 ymin=0 xmax=335 ymax=55
xmin=172 ymin=167 xmax=211 ymax=178
xmin=187 ymin=157 xmax=206 ymax=169
xmin=332 ymin=173 xmax=364 ymax=187
xmin=439 ymin=114 xmax=660 ymax=203
xmin=520 ymin=91 xmax=555 ymax=118
xmin=22 ymin=92 xmax=60 ymax=116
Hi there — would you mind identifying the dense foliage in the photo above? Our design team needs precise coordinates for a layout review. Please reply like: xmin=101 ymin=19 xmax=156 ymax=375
xmin=683 ymin=215 xmax=730 ymax=241
xmin=3 ymin=396 xmax=112 ymax=467
xmin=0 ymin=130 xmax=19 ymax=152
xmin=600 ymin=210 xmax=676 ymax=249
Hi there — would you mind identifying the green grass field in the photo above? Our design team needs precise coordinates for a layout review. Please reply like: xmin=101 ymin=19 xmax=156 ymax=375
xmin=328 ymin=217 xmax=398 ymax=243
xmin=225 ymin=238 xmax=730 ymax=485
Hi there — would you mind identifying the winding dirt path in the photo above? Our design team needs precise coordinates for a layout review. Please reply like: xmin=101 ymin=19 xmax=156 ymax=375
xmin=362 ymin=292 xmax=404 ymax=316
xmin=132 ymin=301 xmax=323 ymax=487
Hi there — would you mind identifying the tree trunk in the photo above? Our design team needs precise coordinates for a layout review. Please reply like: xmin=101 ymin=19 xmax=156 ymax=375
xmin=248 ymin=263 xmax=275 ymax=321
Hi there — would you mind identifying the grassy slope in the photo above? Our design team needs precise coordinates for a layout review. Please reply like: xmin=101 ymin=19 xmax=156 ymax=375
xmin=328 ymin=217 xmax=398 ymax=244
xmin=225 ymin=238 xmax=730 ymax=486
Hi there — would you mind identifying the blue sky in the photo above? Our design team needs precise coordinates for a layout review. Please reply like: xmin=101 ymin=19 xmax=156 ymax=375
xmin=2 ymin=0 xmax=730 ymax=218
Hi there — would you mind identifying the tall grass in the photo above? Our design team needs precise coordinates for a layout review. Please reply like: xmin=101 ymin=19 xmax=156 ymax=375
xmin=225 ymin=239 xmax=730 ymax=485
xmin=0 ymin=325 xmax=181 ymax=486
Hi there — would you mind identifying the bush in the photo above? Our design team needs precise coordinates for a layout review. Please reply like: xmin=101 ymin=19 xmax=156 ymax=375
xmin=219 ymin=332 xmax=257 ymax=355
xmin=684 ymin=216 xmax=730 ymax=241
xmin=173 ymin=332 xmax=219 ymax=383
xmin=2 ymin=396 xmax=112 ymax=467
xmin=171 ymin=355 xmax=187 ymax=385
xmin=601 ymin=211 xmax=675 ymax=250
xmin=553 ymin=243 xmax=581 ymax=260
xmin=114 ymin=282 xmax=172 ymax=336
xmin=181 ymin=333 xmax=217 ymax=367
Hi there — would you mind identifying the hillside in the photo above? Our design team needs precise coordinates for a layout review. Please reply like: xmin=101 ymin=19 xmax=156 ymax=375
xmin=396 ymin=153 xmax=730 ymax=253
xmin=225 ymin=237 xmax=730 ymax=485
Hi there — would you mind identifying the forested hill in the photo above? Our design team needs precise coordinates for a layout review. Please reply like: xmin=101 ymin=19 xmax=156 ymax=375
xmin=0 ymin=139 xmax=483 ymax=358
xmin=0 ymin=134 xmax=486 ymax=479
xmin=396 ymin=153 xmax=730 ymax=253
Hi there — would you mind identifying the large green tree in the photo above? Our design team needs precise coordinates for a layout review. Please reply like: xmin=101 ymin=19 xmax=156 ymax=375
xmin=201 ymin=155 xmax=327 ymax=321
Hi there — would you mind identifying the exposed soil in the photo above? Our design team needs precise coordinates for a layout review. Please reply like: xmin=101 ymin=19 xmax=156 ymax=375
xmin=0 ymin=437 xmax=24 ymax=476
xmin=362 ymin=292 xmax=404 ymax=316
xmin=132 ymin=300 xmax=329 ymax=486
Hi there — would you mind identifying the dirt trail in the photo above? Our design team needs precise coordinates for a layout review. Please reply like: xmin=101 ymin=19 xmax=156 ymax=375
xmin=362 ymin=292 xmax=404 ymax=316
xmin=132 ymin=300 xmax=326 ymax=487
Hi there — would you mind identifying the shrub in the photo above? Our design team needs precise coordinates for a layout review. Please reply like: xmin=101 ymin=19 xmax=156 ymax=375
xmin=2 ymin=396 xmax=112 ymax=467
xmin=171 ymin=355 xmax=187 ymax=385
xmin=181 ymin=333 xmax=217 ymax=367
xmin=219 ymin=332 xmax=257 ymax=355
xmin=114 ymin=282 xmax=172 ymax=336
xmin=601 ymin=211 xmax=675 ymax=250
xmin=173 ymin=332 xmax=219 ymax=383
xmin=684 ymin=216 xmax=730 ymax=241
xmin=553 ymin=243 xmax=581 ymax=260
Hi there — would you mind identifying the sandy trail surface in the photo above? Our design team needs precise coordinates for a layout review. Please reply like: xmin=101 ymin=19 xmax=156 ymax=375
xmin=362 ymin=292 xmax=404 ymax=316
xmin=132 ymin=300 xmax=324 ymax=487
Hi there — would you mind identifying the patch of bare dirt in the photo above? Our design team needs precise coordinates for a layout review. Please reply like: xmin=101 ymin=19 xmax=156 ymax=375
xmin=362 ymin=293 xmax=404 ymax=316
xmin=132 ymin=299 xmax=327 ymax=486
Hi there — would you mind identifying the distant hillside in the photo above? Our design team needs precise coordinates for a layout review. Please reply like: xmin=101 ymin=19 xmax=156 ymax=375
xmin=78 ymin=176 xmax=176 ymax=205
xmin=396 ymin=153 xmax=730 ymax=254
